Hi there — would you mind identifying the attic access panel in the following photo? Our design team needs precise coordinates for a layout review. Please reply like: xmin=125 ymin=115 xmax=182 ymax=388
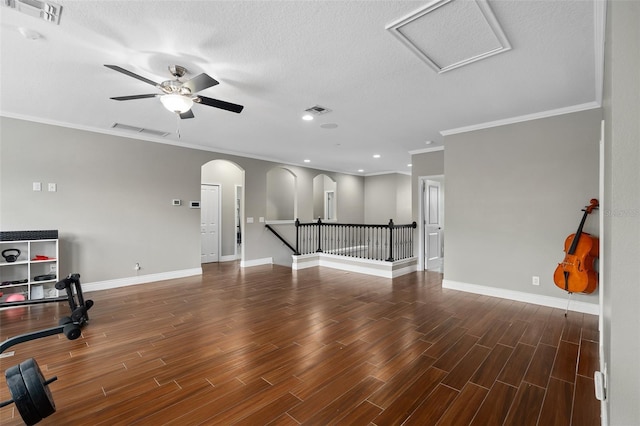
xmin=386 ymin=0 xmax=511 ymax=74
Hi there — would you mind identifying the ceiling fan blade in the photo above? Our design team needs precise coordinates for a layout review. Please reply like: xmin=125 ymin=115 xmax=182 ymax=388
xmin=104 ymin=65 xmax=159 ymax=87
xmin=110 ymin=94 xmax=158 ymax=101
xmin=197 ymin=96 xmax=244 ymax=113
xmin=182 ymin=73 xmax=219 ymax=94
xmin=179 ymin=110 xmax=195 ymax=119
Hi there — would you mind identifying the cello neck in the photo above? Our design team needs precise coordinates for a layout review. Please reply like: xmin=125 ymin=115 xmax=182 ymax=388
xmin=567 ymin=210 xmax=589 ymax=255
xmin=567 ymin=199 xmax=599 ymax=255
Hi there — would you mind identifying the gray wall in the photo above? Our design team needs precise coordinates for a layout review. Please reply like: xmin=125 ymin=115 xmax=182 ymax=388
xmin=0 ymin=117 xmax=366 ymax=280
xmin=266 ymin=167 xmax=296 ymax=221
xmin=364 ymin=173 xmax=412 ymax=224
xmin=201 ymin=160 xmax=243 ymax=257
xmin=443 ymin=109 xmax=602 ymax=305
xmin=602 ymin=1 xmax=640 ymax=423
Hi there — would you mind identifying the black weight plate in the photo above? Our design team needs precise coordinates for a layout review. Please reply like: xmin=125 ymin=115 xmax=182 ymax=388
xmin=5 ymin=364 xmax=42 ymax=426
xmin=70 ymin=307 xmax=86 ymax=322
xmin=20 ymin=358 xmax=56 ymax=419
xmin=63 ymin=323 xmax=82 ymax=340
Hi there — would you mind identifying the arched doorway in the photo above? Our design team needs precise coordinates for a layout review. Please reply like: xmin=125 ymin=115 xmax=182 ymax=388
xmin=201 ymin=160 xmax=245 ymax=263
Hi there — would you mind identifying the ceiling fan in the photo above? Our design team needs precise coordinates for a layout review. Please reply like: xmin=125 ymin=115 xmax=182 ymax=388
xmin=104 ymin=64 xmax=244 ymax=119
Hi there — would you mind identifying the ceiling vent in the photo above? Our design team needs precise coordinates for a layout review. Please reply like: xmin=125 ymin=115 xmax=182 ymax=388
xmin=304 ymin=105 xmax=332 ymax=116
xmin=386 ymin=0 xmax=511 ymax=74
xmin=3 ymin=0 xmax=63 ymax=24
xmin=111 ymin=123 xmax=170 ymax=138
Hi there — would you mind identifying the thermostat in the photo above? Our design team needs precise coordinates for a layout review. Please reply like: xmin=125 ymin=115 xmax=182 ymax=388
xmin=189 ymin=201 xmax=200 ymax=209
xmin=172 ymin=199 xmax=182 ymax=206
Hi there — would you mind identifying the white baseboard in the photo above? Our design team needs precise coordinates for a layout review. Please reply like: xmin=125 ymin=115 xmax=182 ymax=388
xmin=220 ymin=254 xmax=240 ymax=262
xmin=240 ymin=257 xmax=273 ymax=268
xmin=83 ymin=268 xmax=202 ymax=293
xmin=442 ymin=279 xmax=599 ymax=315
xmin=293 ymin=253 xmax=417 ymax=278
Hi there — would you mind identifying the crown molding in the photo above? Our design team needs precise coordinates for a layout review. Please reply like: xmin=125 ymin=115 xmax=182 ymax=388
xmin=0 ymin=111 xmax=364 ymax=176
xmin=440 ymin=102 xmax=601 ymax=136
xmin=409 ymin=146 xmax=445 ymax=155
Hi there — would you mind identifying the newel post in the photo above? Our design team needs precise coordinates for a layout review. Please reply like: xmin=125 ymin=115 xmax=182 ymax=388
xmin=294 ymin=218 xmax=301 ymax=255
xmin=316 ymin=218 xmax=323 ymax=253
xmin=386 ymin=219 xmax=394 ymax=262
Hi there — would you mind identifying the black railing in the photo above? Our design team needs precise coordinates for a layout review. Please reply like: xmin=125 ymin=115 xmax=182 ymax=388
xmin=294 ymin=219 xmax=417 ymax=262
xmin=265 ymin=224 xmax=298 ymax=254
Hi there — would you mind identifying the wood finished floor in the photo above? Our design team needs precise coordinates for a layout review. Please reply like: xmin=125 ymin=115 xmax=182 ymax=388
xmin=0 ymin=263 xmax=600 ymax=425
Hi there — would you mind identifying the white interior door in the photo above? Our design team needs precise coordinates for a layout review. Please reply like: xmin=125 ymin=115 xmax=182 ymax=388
xmin=235 ymin=185 xmax=243 ymax=259
xmin=201 ymin=184 xmax=220 ymax=263
xmin=424 ymin=180 xmax=443 ymax=271
xmin=325 ymin=190 xmax=335 ymax=220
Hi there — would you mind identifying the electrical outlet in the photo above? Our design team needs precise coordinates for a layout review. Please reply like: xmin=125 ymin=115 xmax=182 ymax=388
xmin=49 ymin=264 xmax=57 ymax=273
xmin=134 ymin=263 xmax=141 ymax=271
xmin=532 ymin=276 xmax=540 ymax=286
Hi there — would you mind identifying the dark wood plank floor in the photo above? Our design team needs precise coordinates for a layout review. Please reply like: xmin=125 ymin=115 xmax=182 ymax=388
xmin=0 ymin=262 xmax=601 ymax=425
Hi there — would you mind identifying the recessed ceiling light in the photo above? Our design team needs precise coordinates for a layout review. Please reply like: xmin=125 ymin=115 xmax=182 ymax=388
xmin=358 ymin=169 xmax=364 ymax=173
xmin=302 ymin=114 xmax=314 ymax=121
xmin=303 ymin=159 xmax=311 ymax=163
xmin=407 ymin=164 xmax=412 ymax=167
xmin=373 ymin=154 xmax=381 ymax=158
xmin=425 ymin=140 xmax=433 ymax=145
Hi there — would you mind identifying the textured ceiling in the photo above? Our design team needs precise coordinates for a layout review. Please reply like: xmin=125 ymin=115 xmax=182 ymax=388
xmin=0 ymin=0 xmax=602 ymax=175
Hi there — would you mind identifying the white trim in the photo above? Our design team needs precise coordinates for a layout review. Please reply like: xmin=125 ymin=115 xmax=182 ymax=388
xmin=265 ymin=219 xmax=295 ymax=225
xmin=363 ymin=170 xmax=412 ymax=177
xmin=83 ymin=268 xmax=202 ymax=293
xmin=292 ymin=253 xmax=418 ymax=278
xmin=598 ymin=119 xmax=608 ymax=425
xmin=219 ymin=255 xmax=238 ymax=262
xmin=440 ymin=102 xmax=601 ymax=136
xmin=240 ymin=257 xmax=273 ymax=268
xmin=386 ymin=0 xmax=511 ymax=74
xmin=0 ymin=112 xmax=365 ymax=176
xmin=408 ymin=146 xmax=445 ymax=155
xmin=442 ymin=279 xmax=599 ymax=315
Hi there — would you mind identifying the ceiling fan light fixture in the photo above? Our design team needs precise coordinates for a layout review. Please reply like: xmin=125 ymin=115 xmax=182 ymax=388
xmin=160 ymin=94 xmax=193 ymax=113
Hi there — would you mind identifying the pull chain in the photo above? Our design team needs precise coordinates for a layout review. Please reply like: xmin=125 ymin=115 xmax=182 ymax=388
xmin=175 ymin=113 xmax=181 ymax=139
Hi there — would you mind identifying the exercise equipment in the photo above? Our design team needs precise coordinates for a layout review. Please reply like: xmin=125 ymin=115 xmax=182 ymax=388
xmin=2 ymin=248 xmax=21 ymax=263
xmin=2 ymin=359 xmax=57 ymax=425
xmin=0 ymin=273 xmax=92 ymax=424
xmin=5 ymin=293 xmax=26 ymax=303
xmin=1 ymin=273 xmax=93 ymax=324
xmin=0 ymin=324 xmax=82 ymax=425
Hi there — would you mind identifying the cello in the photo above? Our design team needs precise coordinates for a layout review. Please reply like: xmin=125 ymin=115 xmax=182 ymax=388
xmin=553 ymin=199 xmax=599 ymax=294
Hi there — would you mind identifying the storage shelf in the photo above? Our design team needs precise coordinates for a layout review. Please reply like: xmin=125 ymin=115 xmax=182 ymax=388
xmin=0 ymin=238 xmax=59 ymax=302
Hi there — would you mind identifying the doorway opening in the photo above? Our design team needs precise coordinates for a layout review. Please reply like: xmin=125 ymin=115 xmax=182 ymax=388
xmin=418 ymin=175 xmax=445 ymax=272
xmin=201 ymin=160 xmax=245 ymax=264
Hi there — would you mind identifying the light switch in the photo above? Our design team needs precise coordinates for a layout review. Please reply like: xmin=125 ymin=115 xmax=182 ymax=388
xmin=33 ymin=182 xmax=42 ymax=191
xmin=48 ymin=183 xmax=57 ymax=192
xmin=247 ymin=217 xmax=254 ymax=223
xmin=259 ymin=217 xmax=265 ymax=223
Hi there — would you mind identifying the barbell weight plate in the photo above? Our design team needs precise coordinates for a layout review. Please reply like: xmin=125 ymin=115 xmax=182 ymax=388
xmin=70 ymin=307 xmax=86 ymax=323
xmin=63 ymin=323 xmax=82 ymax=340
xmin=5 ymin=364 xmax=42 ymax=426
xmin=19 ymin=358 xmax=56 ymax=419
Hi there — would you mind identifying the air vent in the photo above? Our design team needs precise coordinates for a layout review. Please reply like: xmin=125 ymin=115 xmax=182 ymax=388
xmin=111 ymin=123 xmax=170 ymax=138
xmin=304 ymin=105 xmax=332 ymax=116
xmin=3 ymin=0 xmax=63 ymax=24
